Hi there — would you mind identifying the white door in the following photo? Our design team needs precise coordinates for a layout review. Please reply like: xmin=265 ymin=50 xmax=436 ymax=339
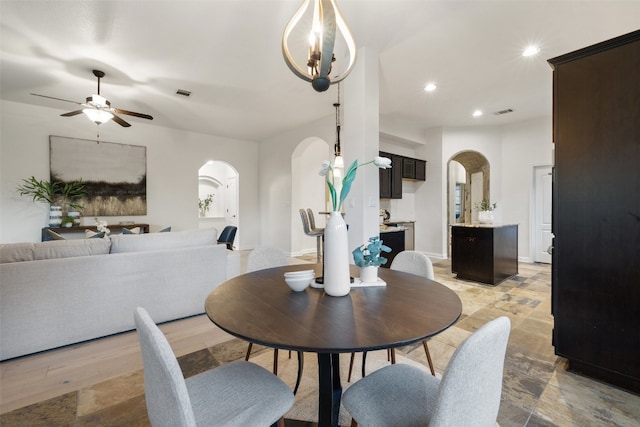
xmin=225 ymin=175 xmax=238 ymax=245
xmin=534 ymin=166 xmax=552 ymax=263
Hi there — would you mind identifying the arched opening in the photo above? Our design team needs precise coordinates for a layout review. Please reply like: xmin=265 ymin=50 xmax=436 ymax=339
xmin=291 ymin=137 xmax=332 ymax=257
xmin=198 ymin=160 xmax=240 ymax=248
xmin=447 ymin=151 xmax=490 ymax=255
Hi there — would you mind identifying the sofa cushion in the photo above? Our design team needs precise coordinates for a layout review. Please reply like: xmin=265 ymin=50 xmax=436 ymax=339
xmin=46 ymin=229 xmax=66 ymax=240
xmin=0 ymin=238 xmax=112 ymax=263
xmin=109 ymin=228 xmax=218 ymax=254
xmin=85 ymin=230 xmax=106 ymax=238
xmin=121 ymin=227 xmax=143 ymax=234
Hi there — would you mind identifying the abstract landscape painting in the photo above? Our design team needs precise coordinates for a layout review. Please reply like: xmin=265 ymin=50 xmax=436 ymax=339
xmin=49 ymin=135 xmax=146 ymax=216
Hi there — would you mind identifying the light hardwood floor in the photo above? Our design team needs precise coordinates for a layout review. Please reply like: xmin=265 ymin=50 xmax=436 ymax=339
xmin=0 ymin=312 xmax=234 ymax=414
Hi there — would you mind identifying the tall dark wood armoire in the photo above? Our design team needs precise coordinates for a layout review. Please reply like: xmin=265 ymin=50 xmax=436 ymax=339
xmin=548 ymin=30 xmax=640 ymax=394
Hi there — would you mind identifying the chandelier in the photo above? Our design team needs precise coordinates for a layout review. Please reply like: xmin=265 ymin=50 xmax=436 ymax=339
xmin=282 ymin=0 xmax=357 ymax=92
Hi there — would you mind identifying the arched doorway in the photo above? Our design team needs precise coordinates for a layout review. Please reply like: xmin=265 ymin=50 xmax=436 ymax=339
xmin=198 ymin=161 xmax=239 ymax=248
xmin=291 ymin=137 xmax=331 ymax=256
xmin=447 ymin=151 xmax=490 ymax=255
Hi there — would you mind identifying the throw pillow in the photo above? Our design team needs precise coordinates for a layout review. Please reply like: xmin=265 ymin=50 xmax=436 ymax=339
xmin=85 ymin=230 xmax=106 ymax=239
xmin=46 ymin=229 xmax=66 ymax=240
xmin=122 ymin=227 xmax=142 ymax=234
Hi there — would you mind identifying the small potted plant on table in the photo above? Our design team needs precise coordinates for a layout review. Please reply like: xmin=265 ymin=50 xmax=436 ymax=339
xmin=352 ymin=236 xmax=392 ymax=283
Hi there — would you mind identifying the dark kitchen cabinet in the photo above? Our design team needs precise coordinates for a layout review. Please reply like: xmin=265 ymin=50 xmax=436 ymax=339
xmin=415 ymin=159 xmax=426 ymax=180
xmin=379 ymin=151 xmax=402 ymax=199
xmin=451 ymin=224 xmax=518 ymax=285
xmin=379 ymin=229 xmax=405 ymax=268
xmin=402 ymin=158 xmax=415 ymax=179
xmin=548 ymin=30 xmax=640 ymax=393
xmin=380 ymin=152 xmax=426 ymax=198
xmin=402 ymin=158 xmax=426 ymax=181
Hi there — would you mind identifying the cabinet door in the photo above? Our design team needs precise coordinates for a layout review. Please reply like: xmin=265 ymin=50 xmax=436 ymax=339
xmin=415 ymin=160 xmax=426 ymax=181
xmin=402 ymin=158 xmax=415 ymax=179
xmin=391 ymin=154 xmax=403 ymax=198
xmin=379 ymin=151 xmax=392 ymax=198
xmin=380 ymin=230 xmax=405 ymax=268
xmin=549 ymin=31 xmax=640 ymax=393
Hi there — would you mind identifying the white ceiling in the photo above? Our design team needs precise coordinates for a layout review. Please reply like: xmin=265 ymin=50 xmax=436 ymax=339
xmin=1 ymin=1 xmax=639 ymax=142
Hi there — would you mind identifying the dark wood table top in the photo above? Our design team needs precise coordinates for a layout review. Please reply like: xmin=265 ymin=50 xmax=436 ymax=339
xmin=205 ymin=264 xmax=462 ymax=354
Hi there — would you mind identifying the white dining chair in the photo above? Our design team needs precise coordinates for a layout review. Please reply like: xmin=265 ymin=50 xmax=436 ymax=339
xmin=348 ymin=250 xmax=436 ymax=381
xmin=134 ymin=307 xmax=294 ymax=427
xmin=245 ymin=246 xmax=304 ymax=394
xmin=343 ymin=316 xmax=511 ymax=427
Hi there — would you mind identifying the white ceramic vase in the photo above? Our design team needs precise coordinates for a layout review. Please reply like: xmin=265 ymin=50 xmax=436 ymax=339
xmin=478 ymin=211 xmax=494 ymax=224
xmin=360 ymin=265 xmax=379 ymax=283
xmin=323 ymin=211 xmax=351 ymax=297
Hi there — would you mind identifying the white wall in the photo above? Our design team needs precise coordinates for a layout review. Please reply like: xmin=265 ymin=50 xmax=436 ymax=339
xmin=500 ymin=116 xmax=553 ymax=262
xmin=259 ymin=114 xmax=334 ymax=254
xmin=0 ymin=100 xmax=260 ymax=246
xmin=415 ymin=127 xmax=446 ymax=258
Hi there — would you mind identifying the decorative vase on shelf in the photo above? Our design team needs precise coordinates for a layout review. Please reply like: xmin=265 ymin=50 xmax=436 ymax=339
xmin=478 ymin=211 xmax=494 ymax=224
xmin=323 ymin=211 xmax=351 ymax=297
xmin=48 ymin=206 xmax=62 ymax=227
xmin=360 ymin=265 xmax=379 ymax=283
xmin=67 ymin=211 xmax=81 ymax=226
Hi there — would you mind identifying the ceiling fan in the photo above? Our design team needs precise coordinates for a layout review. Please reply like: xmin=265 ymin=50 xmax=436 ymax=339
xmin=31 ymin=69 xmax=153 ymax=127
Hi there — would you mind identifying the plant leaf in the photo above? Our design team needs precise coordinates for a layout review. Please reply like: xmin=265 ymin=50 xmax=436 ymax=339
xmin=338 ymin=160 xmax=358 ymax=210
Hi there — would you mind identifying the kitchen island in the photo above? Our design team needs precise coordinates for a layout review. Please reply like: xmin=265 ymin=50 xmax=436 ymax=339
xmin=451 ymin=223 xmax=518 ymax=285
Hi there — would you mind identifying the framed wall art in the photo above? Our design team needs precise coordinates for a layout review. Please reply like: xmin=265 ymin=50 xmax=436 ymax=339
xmin=49 ymin=135 xmax=147 ymax=216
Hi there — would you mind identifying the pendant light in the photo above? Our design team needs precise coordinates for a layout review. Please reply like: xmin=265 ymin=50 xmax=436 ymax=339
xmin=332 ymin=85 xmax=344 ymax=193
xmin=282 ymin=0 xmax=357 ymax=92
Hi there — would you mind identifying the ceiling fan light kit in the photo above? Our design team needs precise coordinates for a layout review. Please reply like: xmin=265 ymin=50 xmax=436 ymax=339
xmin=31 ymin=69 xmax=153 ymax=128
xmin=282 ymin=0 xmax=357 ymax=92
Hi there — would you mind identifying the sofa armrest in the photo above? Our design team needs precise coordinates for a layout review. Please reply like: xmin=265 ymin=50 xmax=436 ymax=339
xmin=225 ymin=247 xmax=241 ymax=279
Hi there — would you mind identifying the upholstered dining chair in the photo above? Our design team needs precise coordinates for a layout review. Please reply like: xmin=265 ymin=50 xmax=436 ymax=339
xmin=299 ymin=209 xmax=324 ymax=263
xmin=343 ymin=316 xmax=511 ymax=427
xmin=134 ymin=307 xmax=294 ymax=427
xmin=217 ymin=225 xmax=237 ymax=250
xmin=348 ymin=250 xmax=436 ymax=382
xmin=245 ymin=246 xmax=305 ymax=394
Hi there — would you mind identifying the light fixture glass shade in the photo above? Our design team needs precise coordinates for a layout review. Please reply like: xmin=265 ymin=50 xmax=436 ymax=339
xmin=83 ymin=108 xmax=114 ymax=125
xmin=282 ymin=0 xmax=357 ymax=92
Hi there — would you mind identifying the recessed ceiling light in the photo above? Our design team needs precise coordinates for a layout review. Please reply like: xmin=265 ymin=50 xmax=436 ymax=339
xmin=472 ymin=110 xmax=483 ymax=118
xmin=424 ymin=82 xmax=437 ymax=92
xmin=522 ymin=45 xmax=540 ymax=57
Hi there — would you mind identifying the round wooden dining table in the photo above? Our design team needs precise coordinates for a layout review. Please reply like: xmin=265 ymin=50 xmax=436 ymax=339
xmin=205 ymin=263 xmax=462 ymax=427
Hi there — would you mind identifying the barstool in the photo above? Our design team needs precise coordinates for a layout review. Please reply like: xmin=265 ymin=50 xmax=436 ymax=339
xmin=299 ymin=209 xmax=323 ymax=263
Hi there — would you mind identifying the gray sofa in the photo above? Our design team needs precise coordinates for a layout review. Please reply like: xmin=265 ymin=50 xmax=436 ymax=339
xmin=0 ymin=228 xmax=241 ymax=361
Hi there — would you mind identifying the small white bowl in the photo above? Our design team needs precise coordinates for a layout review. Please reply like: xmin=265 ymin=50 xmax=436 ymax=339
xmin=284 ymin=269 xmax=314 ymax=277
xmin=284 ymin=274 xmax=314 ymax=292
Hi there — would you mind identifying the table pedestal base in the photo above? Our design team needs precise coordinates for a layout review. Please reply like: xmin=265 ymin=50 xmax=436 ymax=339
xmin=317 ymin=353 xmax=342 ymax=427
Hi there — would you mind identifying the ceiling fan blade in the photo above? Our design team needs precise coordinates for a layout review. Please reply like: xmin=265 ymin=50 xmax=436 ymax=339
xmin=61 ymin=110 xmax=84 ymax=117
xmin=111 ymin=113 xmax=131 ymax=127
xmin=114 ymin=108 xmax=153 ymax=120
xmin=31 ymin=93 xmax=82 ymax=105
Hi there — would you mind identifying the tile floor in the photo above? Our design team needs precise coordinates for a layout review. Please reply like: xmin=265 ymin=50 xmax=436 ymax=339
xmin=1 ymin=253 xmax=639 ymax=426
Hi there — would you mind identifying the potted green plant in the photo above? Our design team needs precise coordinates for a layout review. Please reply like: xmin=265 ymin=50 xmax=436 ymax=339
xmin=352 ymin=236 xmax=392 ymax=283
xmin=198 ymin=194 xmax=214 ymax=217
xmin=475 ymin=200 xmax=497 ymax=224
xmin=61 ymin=216 xmax=75 ymax=228
xmin=58 ymin=179 xmax=89 ymax=213
xmin=16 ymin=176 xmax=62 ymax=205
xmin=17 ymin=176 xmax=90 ymax=226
